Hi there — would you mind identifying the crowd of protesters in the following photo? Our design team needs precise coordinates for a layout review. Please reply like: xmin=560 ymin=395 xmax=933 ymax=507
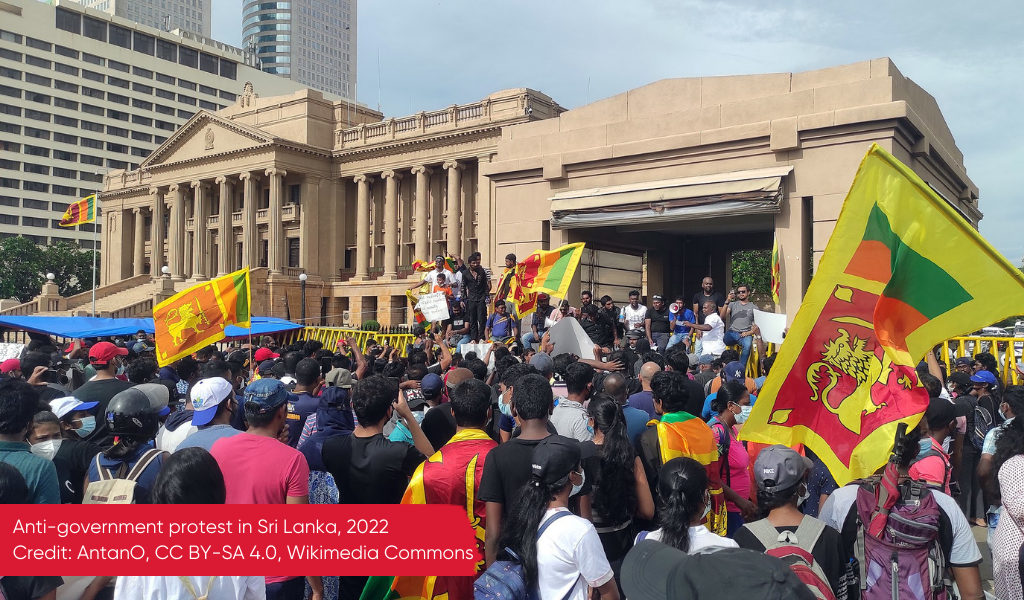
xmin=1 ymin=272 xmax=1020 ymax=600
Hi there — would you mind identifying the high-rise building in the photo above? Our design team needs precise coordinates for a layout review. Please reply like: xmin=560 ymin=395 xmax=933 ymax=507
xmin=66 ymin=0 xmax=211 ymax=37
xmin=0 ymin=0 xmax=374 ymax=250
xmin=243 ymin=0 xmax=355 ymax=99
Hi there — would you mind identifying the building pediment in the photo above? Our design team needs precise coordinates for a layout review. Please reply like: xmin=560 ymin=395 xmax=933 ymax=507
xmin=140 ymin=111 xmax=278 ymax=169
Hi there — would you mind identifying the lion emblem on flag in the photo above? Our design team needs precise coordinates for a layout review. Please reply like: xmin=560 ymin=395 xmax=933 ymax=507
xmin=805 ymin=328 xmax=895 ymax=434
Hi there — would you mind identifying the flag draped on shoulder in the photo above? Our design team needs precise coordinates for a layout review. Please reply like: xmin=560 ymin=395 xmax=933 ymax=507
xmin=60 ymin=194 xmax=97 ymax=227
xmin=651 ymin=413 xmax=726 ymax=536
xmin=153 ymin=268 xmax=251 ymax=366
xmin=507 ymin=242 xmax=585 ymax=318
xmin=739 ymin=144 xmax=1024 ymax=484
xmin=361 ymin=429 xmax=495 ymax=600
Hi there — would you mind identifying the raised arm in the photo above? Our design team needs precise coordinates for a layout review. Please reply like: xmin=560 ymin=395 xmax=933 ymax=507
xmin=433 ymin=332 xmax=452 ymax=371
xmin=347 ymin=337 xmax=368 ymax=380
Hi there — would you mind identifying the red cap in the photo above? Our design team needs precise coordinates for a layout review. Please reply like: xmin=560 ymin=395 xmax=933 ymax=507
xmin=0 ymin=359 xmax=20 ymax=373
xmin=254 ymin=347 xmax=280 ymax=362
xmin=88 ymin=341 xmax=128 ymax=365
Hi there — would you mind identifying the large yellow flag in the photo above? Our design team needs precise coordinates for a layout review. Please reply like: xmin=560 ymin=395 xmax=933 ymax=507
xmin=739 ymin=144 xmax=1024 ymax=484
xmin=153 ymin=268 xmax=251 ymax=366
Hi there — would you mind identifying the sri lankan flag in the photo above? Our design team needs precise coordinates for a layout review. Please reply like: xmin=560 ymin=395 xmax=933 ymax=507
xmin=508 ymin=243 xmax=585 ymax=318
xmin=153 ymin=268 xmax=252 ymax=366
xmin=770 ymin=236 xmax=781 ymax=304
xmin=406 ymin=290 xmax=426 ymax=324
xmin=652 ymin=413 xmax=727 ymax=535
xmin=739 ymin=144 xmax=1024 ymax=484
xmin=59 ymin=194 xmax=96 ymax=226
xmin=412 ymin=255 xmax=458 ymax=273
xmin=361 ymin=429 xmax=495 ymax=600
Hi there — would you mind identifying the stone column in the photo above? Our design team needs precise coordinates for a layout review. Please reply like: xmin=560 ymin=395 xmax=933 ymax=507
xmin=411 ymin=165 xmax=431 ymax=261
xmin=477 ymin=155 xmax=493 ymax=266
xmin=443 ymin=160 xmax=464 ymax=257
xmin=191 ymin=180 xmax=208 ymax=280
xmin=216 ymin=175 xmax=233 ymax=275
xmin=168 ymin=184 xmax=185 ymax=280
xmin=132 ymin=207 xmax=146 ymax=277
xmin=265 ymin=168 xmax=286 ymax=274
xmin=299 ymin=175 xmax=322 ymax=272
xmin=239 ymin=172 xmax=258 ymax=269
xmin=149 ymin=187 xmax=165 ymax=280
xmin=381 ymin=170 xmax=401 ymax=279
xmin=353 ymin=174 xmax=373 ymax=281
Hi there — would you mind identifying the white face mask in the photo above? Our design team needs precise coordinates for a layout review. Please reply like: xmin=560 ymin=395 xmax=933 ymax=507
xmin=570 ymin=469 xmax=585 ymax=497
xmin=797 ymin=483 xmax=810 ymax=507
xmin=732 ymin=404 xmax=752 ymax=424
xmin=30 ymin=439 xmax=62 ymax=461
xmin=701 ymin=492 xmax=711 ymax=521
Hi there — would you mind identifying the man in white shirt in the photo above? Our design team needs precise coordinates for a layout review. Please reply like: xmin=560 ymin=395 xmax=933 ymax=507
xmin=682 ymin=301 xmax=726 ymax=357
xmin=619 ymin=290 xmax=647 ymax=343
xmin=410 ymin=254 xmax=453 ymax=293
xmin=114 ymin=576 xmax=265 ymax=600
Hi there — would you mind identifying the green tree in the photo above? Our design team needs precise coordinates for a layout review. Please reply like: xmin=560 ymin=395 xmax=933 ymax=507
xmin=0 ymin=237 xmax=45 ymax=302
xmin=42 ymin=241 xmax=99 ymax=296
xmin=731 ymin=249 xmax=772 ymax=294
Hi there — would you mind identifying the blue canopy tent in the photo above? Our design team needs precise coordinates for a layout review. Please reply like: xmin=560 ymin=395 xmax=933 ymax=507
xmin=0 ymin=315 xmax=302 ymax=339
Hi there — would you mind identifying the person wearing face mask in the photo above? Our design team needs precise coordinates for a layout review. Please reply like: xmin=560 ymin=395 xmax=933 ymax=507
xmin=707 ymin=381 xmax=756 ymax=535
xmin=488 ymin=434 xmax=619 ymax=600
xmin=36 ymin=401 xmax=103 ymax=504
xmin=635 ymin=456 xmax=738 ymax=553
xmin=908 ymin=398 xmax=958 ymax=495
xmin=72 ymin=342 xmax=134 ymax=447
xmin=734 ymin=445 xmax=849 ymax=600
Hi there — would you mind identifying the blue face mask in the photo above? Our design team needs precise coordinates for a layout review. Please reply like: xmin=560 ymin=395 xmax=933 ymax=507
xmin=918 ymin=437 xmax=932 ymax=457
xmin=498 ymin=391 xmax=513 ymax=418
xmin=586 ymin=424 xmax=595 ymax=435
xmin=74 ymin=416 xmax=96 ymax=438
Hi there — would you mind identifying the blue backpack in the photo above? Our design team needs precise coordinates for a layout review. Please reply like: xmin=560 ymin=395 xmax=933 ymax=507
xmin=474 ymin=511 xmax=576 ymax=600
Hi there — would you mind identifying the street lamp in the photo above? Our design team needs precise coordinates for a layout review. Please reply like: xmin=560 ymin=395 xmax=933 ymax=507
xmin=161 ymin=266 xmax=170 ymax=277
xmin=46 ymin=273 xmax=55 ymax=282
xmin=299 ymin=272 xmax=308 ymax=323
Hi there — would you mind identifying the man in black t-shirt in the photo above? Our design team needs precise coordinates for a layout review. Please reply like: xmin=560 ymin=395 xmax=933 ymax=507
xmin=444 ymin=302 xmax=471 ymax=348
xmin=74 ymin=342 xmax=133 ymax=447
xmin=478 ymin=373 xmax=554 ymax=567
xmin=691 ymin=277 xmax=726 ymax=324
xmin=645 ymin=295 xmax=672 ymax=355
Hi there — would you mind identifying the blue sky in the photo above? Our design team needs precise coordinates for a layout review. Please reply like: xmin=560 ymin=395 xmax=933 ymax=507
xmin=213 ymin=0 xmax=1024 ymax=264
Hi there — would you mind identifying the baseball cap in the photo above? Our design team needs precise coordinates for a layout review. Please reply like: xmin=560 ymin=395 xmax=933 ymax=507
xmin=89 ymin=341 xmax=128 ymax=365
xmin=530 ymin=435 xmax=596 ymax=486
xmin=189 ymin=377 xmax=235 ymax=426
xmin=924 ymin=397 xmax=957 ymax=430
xmin=254 ymin=347 xmax=280 ymax=362
xmin=627 ymin=329 xmax=643 ymax=339
xmin=135 ymin=382 xmax=171 ymax=417
xmin=622 ymin=540 xmax=813 ymax=600
xmin=132 ymin=341 xmax=155 ymax=354
xmin=754 ymin=445 xmax=812 ymax=493
xmin=970 ymin=370 xmax=997 ymax=386
xmin=686 ymin=354 xmax=699 ymax=370
xmin=529 ymin=352 xmax=554 ymax=376
xmin=421 ymin=373 xmax=443 ymax=399
xmin=954 ymin=357 xmax=973 ymax=368
xmin=49 ymin=396 xmax=99 ymax=419
xmin=651 ymin=294 xmax=664 ymax=301
xmin=723 ymin=361 xmax=746 ymax=383
xmin=0 ymin=358 xmax=19 ymax=373
xmin=257 ymin=360 xmax=276 ymax=376
xmin=325 ymin=368 xmax=353 ymax=389
xmin=243 ymin=378 xmax=289 ymax=414
xmin=271 ymin=362 xmax=287 ymax=378
xmin=699 ymin=354 xmax=714 ymax=366
xmin=948 ymin=371 xmax=973 ymax=390
xmin=445 ymin=367 xmax=474 ymax=389
xmin=537 ymin=293 xmax=550 ymax=301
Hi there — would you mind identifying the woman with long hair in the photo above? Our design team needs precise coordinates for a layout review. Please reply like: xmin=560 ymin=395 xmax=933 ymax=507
xmin=992 ymin=415 xmax=1024 ymax=599
xmin=496 ymin=435 xmax=619 ymax=600
xmin=708 ymin=380 xmax=755 ymax=536
xmin=635 ymin=457 xmax=737 ymax=553
xmin=584 ymin=395 xmax=654 ymax=568
xmin=151 ymin=447 xmax=226 ymax=504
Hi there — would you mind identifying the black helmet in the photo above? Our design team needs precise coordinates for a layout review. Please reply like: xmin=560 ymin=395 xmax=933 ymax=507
xmin=105 ymin=388 xmax=159 ymax=439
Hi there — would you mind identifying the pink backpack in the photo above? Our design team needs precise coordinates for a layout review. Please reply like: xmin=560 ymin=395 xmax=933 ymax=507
xmin=744 ymin=516 xmax=837 ymax=600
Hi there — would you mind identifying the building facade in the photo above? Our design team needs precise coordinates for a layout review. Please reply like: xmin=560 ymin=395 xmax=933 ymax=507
xmin=243 ymin=0 xmax=355 ymax=99
xmin=95 ymin=59 xmax=980 ymax=326
xmin=0 ymin=0 xmax=376 ymax=249
xmin=66 ymin=0 xmax=211 ymax=37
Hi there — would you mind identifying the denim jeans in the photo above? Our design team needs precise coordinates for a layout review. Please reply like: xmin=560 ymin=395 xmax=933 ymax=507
xmin=652 ymin=332 xmax=670 ymax=355
xmin=522 ymin=330 xmax=544 ymax=347
xmin=666 ymin=333 xmax=690 ymax=350
xmin=723 ymin=331 xmax=752 ymax=367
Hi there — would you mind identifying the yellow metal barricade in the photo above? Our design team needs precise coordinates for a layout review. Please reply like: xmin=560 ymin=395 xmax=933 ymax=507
xmin=941 ymin=336 xmax=1022 ymax=385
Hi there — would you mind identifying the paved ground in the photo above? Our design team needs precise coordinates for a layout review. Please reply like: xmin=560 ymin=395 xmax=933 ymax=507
xmin=974 ymin=524 xmax=995 ymax=597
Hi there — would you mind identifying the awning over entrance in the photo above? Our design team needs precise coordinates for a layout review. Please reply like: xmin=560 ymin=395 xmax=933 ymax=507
xmin=549 ymin=166 xmax=793 ymax=229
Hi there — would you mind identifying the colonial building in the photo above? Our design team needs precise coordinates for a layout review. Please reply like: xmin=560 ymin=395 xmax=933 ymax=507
xmin=87 ymin=58 xmax=979 ymax=326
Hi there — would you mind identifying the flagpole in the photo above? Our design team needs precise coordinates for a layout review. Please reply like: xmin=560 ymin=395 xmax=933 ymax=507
xmin=91 ymin=222 xmax=97 ymax=317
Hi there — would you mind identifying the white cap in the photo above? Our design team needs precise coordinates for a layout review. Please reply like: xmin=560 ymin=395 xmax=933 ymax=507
xmin=49 ymin=397 xmax=98 ymax=420
xmin=189 ymin=378 xmax=235 ymax=427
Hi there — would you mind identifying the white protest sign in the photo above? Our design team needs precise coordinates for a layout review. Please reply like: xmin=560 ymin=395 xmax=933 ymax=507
xmin=547 ymin=317 xmax=596 ymax=360
xmin=0 ymin=343 xmax=23 ymax=361
xmin=457 ymin=343 xmax=497 ymax=368
xmin=416 ymin=292 xmax=450 ymax=322
xmin=753 ymin=309 xmax=787 ymax=345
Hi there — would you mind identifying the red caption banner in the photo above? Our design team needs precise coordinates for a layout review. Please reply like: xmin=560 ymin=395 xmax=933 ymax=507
xmin=0 ymin=505 xmax=479 ymax=576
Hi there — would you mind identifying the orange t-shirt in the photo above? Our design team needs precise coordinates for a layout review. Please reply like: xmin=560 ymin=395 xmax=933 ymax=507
xmin=709 ymin=375 xmax=758 ymax=395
